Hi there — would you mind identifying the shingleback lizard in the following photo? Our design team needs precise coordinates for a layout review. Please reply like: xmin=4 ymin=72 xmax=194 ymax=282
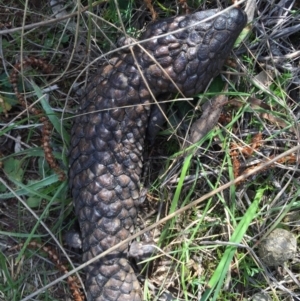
xmin=69 ymin=7 xmax=247 ymax=301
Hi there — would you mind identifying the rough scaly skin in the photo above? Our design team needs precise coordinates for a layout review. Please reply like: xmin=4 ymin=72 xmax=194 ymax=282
xmin=69 ymin=8 xmax=247 ymax=301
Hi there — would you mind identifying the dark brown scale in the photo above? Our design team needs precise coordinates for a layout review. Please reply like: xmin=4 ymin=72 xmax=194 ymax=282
xmin=69 ymin=8 xmax=247 ymax=301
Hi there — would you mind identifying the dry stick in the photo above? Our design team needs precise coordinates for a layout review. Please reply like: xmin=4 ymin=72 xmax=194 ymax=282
xmin=0 ymin=8 xmax=87 ymax=35
xmin=19 ymin=144 xmax=300 ymax=301
xmin=186 ymin=93 xmax=228 ymax=146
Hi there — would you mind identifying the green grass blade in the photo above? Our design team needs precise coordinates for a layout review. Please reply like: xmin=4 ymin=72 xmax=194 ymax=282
xmin=159 ymin=153 xmax=193 ymax=243
xmin=0 ymin=175 xmax=59 ymax=199
xmin=200 ymin=187 xmax=264 ymax=301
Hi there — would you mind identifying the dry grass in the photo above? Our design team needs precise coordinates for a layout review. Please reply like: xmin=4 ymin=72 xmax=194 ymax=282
xmin=0 ymin=0 xmax=300 ymax=301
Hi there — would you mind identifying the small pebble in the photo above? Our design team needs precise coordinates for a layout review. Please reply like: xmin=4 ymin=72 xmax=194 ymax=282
xmin=258 ymin=228 xmax=297 ymax=266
